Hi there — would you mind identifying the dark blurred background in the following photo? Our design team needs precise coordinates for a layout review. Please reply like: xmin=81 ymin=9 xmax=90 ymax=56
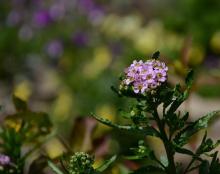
xmin=1 ymin=0 xmax=220 ymax=173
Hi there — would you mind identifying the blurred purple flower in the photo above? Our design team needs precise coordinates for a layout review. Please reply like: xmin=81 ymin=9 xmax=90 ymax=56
xmin=49 ymin=3 xmax=66 ymax=21
xmin=33 ymin=10 xmax=52 ymax=27
xmin=78 ymin=0 xmax=94 ymax=12
xmin=77 ymin=0 xmax=105 ymax=24
xmin=0 ymin=154 xmax=10 ymax=166
xmin=7 ymin=10 xmax=21 ymax=26
xmin=88 ymin=7 xmax=104 ymax=25
xmin=46 ymin=40 xmax=63 ymax=58
xmin=72 ymin=32 xmax=88 ymax=47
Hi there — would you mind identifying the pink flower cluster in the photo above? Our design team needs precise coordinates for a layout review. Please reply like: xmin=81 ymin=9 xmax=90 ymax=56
xmin=122 ymin=59 xmax=168 ymax=94
xmin=0 ymin=154 xmax=10 ymax=166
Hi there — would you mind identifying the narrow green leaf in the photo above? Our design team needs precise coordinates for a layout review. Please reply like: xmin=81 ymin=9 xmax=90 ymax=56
xmin=174 ymin=146 xmax=194 ymax=156
xmin=174 ymin=111 xmax=220 ymax=146
xmin=96 ymin=155 xmax=117 ymax=172
xmin=91 ymin=113 xmax=160 ymax=137
xmin=91 ymin=113 xmax=136 ymax=130
xmin=181 ymin=112 xmax=189 ymax=122
xmin=197 ymin=132 xmax=220 ymax=155
xmin=125 ymin=155 xmax=144 ymax=160
xmin=48 ymin=161 xmax=64 ymax=174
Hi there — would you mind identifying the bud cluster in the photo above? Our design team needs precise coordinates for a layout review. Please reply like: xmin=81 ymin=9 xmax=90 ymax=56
xmin=69 ymin=152 xmax=94 ymax=174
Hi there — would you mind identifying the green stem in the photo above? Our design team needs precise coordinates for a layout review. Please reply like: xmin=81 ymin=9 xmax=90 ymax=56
xmin=153 ymin=109 xmax=176 ymax=174
xmin=184 ymin=159 xmax=194 ymax=174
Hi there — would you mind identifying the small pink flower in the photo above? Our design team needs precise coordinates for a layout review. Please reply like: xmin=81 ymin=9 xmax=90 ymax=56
xmin=0 ymin=154 xmax=10 ymax=166
xmin=122 ymin=59 xmax=168 ymax=94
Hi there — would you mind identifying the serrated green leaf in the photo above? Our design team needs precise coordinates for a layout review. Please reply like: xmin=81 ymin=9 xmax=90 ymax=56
xmin=196 ymin=131 xmax=220 ymax=155
xmin=91 ymin=113 xmax=137 ymax=130
xmin=174 ymin=111 xmax=220 ymax=146
xmin=96 ymin=155 xmax=117 ymax=172
xmin=12 ymin=95 xmax=28 ymax=111
xmin=196 ymin=132 xmax=213 ymax=154
xmin=48 ymin=161 xmax=64 ymax=174
xmin=91 ymin=113 xmax=160 ymax=137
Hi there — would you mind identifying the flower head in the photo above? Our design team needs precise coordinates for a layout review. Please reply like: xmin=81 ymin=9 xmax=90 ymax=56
xmin=122 ymin=59 xmax=168 ymax=94
xmin=0 ymin=154 xmax=10 ymax=166
xmin=69 ymin=152 xmax=94 ymax=174
xmin=33 ymin=10 xmax=52 ymax=28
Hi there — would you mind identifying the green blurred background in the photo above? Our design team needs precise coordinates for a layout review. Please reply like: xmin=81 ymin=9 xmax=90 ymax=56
xmin=1 ymin=0 xmax=220 ymax=172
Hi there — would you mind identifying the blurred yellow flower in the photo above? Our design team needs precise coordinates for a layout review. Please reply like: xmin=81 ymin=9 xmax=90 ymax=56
xmin=44 ymin=138 xmax=66 ymax=159
xmin=133 ymin=21 xmax=164 ymax=54
xmin=4 ymin=119 xmax=22 ymax=132
xmin=52 ymin=88 xmax=74 ymax=122
xmin=163 ymin=32 xmax=184 ymax=51
xmin=14 ymin=80 xmax=32 ymax=101
xmin=210 ymin=31 xmax=220 ymax=54
xmin=83 ymin=47 xmax=112 ymax=78
xmin=187 ymin=46 xmax=205 ymax=66
xmin=117 ymin=15 xmax=142 ymax=38
xmin=101 ymin=14 xmax=142 ymax=39
xmin=101 ymin=14 xmax=120 ymax=37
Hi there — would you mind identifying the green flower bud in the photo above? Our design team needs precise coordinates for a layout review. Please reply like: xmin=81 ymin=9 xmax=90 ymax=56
xmin=69 ymin=152 xmax=94 ymax=174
